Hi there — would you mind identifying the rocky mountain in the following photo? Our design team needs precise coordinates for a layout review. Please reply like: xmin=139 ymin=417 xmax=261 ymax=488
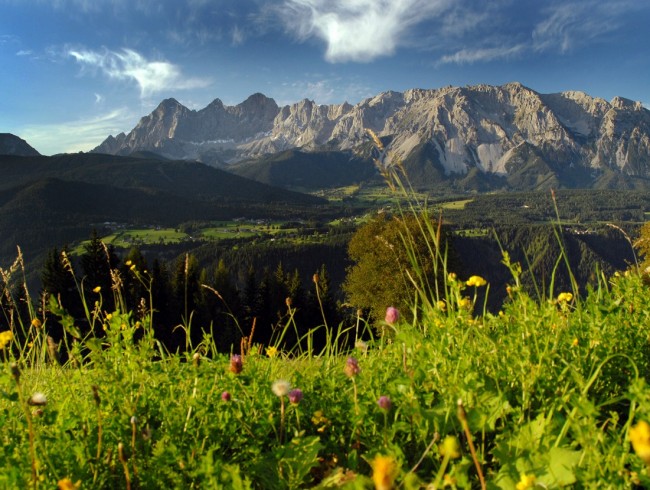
xmin=93 ymin=83 xmax=650 ymax=190
xmin=0 ymin=133 xmax=40 ymax=156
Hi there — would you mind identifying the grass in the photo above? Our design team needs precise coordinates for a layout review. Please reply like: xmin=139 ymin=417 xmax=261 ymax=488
xmin=3 ymin=149 xmax=650 ymax=487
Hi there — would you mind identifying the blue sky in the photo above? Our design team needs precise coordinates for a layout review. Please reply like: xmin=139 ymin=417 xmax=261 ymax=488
xmin=1 ymin=0 xmax=648 ymax=155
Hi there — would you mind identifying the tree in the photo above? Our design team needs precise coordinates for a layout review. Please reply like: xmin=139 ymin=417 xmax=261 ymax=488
xmin=344 ymin=212 xmax=456 ymax=323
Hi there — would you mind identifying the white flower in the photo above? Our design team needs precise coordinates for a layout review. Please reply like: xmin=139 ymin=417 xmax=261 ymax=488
xmin=272 ymin=379 xmax=291 ymax=397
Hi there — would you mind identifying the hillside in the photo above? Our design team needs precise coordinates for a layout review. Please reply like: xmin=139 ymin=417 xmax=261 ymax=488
xmin=0 ymin=133 xmax=40 ymax=156
xmin=0 ymin=152 xmax=329 ymax=283
xmin=228 ymin=149 xmax=379 ymax=190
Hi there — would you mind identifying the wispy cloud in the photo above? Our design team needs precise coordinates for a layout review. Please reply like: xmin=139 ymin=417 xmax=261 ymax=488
xmin=439 ymin=43 xmax=527 ymax=65
xmin=19 ymin=108 xmax=137 ymax=155
xmin=68 ymin=47 xmax=211 ymax=97
xmin=532 ymin=1 xmax=618 ymax=53
xmin=16 ymin=49 xmax=33 ymax=56
xmin=277 ymin=0 xmax=452 ymax=62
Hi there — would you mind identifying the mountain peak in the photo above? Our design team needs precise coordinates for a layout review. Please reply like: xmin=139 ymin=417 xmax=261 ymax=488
xmin=0 ymin=133 xmax=40 ymax=156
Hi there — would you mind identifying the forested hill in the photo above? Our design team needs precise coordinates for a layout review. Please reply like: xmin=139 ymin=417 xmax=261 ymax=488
xmin=0 ymin=152 xmax=329 ymax=284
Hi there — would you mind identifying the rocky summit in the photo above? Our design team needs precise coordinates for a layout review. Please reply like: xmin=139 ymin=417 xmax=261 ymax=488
xmin=93 ymin=82 xmax=650 ymax=182
xmin=0 ymin=133 xmax=41 ymax=156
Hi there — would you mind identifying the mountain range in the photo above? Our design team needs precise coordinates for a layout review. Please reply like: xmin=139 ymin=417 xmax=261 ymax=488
xmin=93 ymin=82 xmax=650 ymax=191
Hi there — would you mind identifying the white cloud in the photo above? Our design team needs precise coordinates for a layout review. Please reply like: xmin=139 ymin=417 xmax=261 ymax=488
xmin=19 ymin=108 xmax=137 ymax=155
xmin=439 ymin=43 xmax=527 ymax=65
xmin=68 ymin=47 xmax=211 ymax=97
xmin=277 ymin=77 xmax=372 ymax=105
xmin=278 ymin=0 xmax=452 ymax=62
xmin=16 ymin=49 xmax=32 ymax=56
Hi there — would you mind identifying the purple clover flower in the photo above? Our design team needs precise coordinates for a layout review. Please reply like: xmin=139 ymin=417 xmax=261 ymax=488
xmin=229 ymin=354 xmax=243 ymax=374
xmin=288 ymin=388 xmax=303 ymax=405
xmin=344 ymin=356 xmax=361 ymax=377
xmin=377 ymin=395 xmax=392 ymax=410
xmin=385 ymin=306 xmax=400 ymax=325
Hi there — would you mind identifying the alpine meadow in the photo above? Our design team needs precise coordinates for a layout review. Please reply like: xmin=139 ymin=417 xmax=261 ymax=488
xmin=3 ymin=1 xmax=650 ymax=488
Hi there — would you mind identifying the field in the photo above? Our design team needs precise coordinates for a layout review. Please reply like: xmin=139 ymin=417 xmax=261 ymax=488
xmin=3 ymin=187 xmax=650 ymax=489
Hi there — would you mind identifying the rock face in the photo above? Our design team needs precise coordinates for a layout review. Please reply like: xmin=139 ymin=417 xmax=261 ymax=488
xmin=0 ymin=133 xmax=40 ymax=156
xmin=93 ymin=83 xmax=650 ymax=179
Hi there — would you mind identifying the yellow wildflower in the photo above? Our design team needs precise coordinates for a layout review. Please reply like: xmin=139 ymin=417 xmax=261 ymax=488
xmin=57 ymin=478 xmax=80 ymax=490
xmin=436 ymin=300 xmax=447 ymax=311
xmin=466 ymin=275 xmax=487 ymax=287
xmin=371 ymin=454 xmax=398 ymax=490
xmin=516 ymin=473 xmax=536 ymax=490
xmin=93 ymin=286 xmax=101 ymax=293
xmin=630 ymin=420 xmax=650 ymax=465
xmin=266 ymin=345 xmax=278 ymax=358
xmin=557 ymin=292 xmax=573 ymax=303
xmin=125 ymin=260 xmax=132 ymax=266
xmin=31 ymin=318 xmax=42 ymax=329
xmin=447 ymin=272 xmax=457 ymax=282
xmin=439 ymin=435 xmax=461 ymax=459
xmin=571 ymin=338 xmax=579 ymax=347
xmin=0 ymin=330 xmax=14 ymax=350
xmin=459 ymin=297 xmax=472 ymax=309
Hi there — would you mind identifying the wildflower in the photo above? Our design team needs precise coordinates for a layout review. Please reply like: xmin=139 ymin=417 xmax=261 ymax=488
xmin=447 ymin=272 xmax=457 ymax=282
xmin=125 ymin=260 xmax=132 ymax=266
xmin=516 ymin=473 xmax=536 ymax=490
xmin=557 ymin=292 xmax=573 ymax=303
xmin=266 ymin=345 xmax=278 ymax=358
xmin=93 ymin=286 xmax=101 ymax=293
xmin=459 ymin=297 xmax=472 ymax=309
xmin=221 ymin=391 xmax=231 ymax=402
xmin=355 ymin=339 xmax=368 ymax=355
xmin=437 ymin=300 xmax=447 ymax=311
xmin=272 ymin=379 xmax=291 ymax=397
xmin=31 ymin=318 xmax=42 ymax=329
xmin=288 ymin=388 xmax=303 ymax=405
xmin=630 ymin=420 xmax=650 ymax=465
xmin=0 ymin=330 xmax=14 ymax=350
xmin=29 ymin=392 xmax=47 ymax=406
xmin=443 ymin=474 xmax=457 ymax=487
xmin=344 ymin=357 xmax=361 ymax=377
xmin=439 ymin=435 xmax=461 ymax=459
xmin=377 ymin=395 xmax=392 ymax=411
xmin=466 ymin=275 xmax=487 ymax=287
xmin=385 ymin=307 xmax=400 ymax=325
xmin=57 ymin=478 xmax=80 ymax=490
xmin=229 ymin=354 xmax=243 ymax=374
xmin=571 ymin=338 xmax=579 ymax=347
xmin=371 ymin=454 xmax=398 ymax=490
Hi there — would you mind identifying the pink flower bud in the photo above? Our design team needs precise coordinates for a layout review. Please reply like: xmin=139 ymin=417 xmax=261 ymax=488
xmin=385 ymin=307 xmax=400 ymax=325
xmin=221 ymin=391 xmax=231 ymax=402
xmin=344 ymin=357 xmax=361 ymax=377
xmin=377 ymin=395 xmax=391 ymax=410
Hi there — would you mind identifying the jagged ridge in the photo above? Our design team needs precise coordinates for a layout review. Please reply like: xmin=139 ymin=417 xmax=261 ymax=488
xmin=92 ymin=83 xmax=650 ymax=185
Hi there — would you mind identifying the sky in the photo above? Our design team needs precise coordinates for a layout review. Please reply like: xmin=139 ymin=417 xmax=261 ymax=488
xmin=1 ymin=0 xmax=649 ymax=155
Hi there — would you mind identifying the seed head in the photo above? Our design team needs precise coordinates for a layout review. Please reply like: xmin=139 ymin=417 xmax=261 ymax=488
xmin=272 ymin=379 xmax=291 ymax=397
xmin=29 ymin=392 xmax=47 ymax=406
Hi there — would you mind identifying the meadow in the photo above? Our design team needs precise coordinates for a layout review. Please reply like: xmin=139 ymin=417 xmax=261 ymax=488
xmin=3 ymin=162 xmax=650 ymax=488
